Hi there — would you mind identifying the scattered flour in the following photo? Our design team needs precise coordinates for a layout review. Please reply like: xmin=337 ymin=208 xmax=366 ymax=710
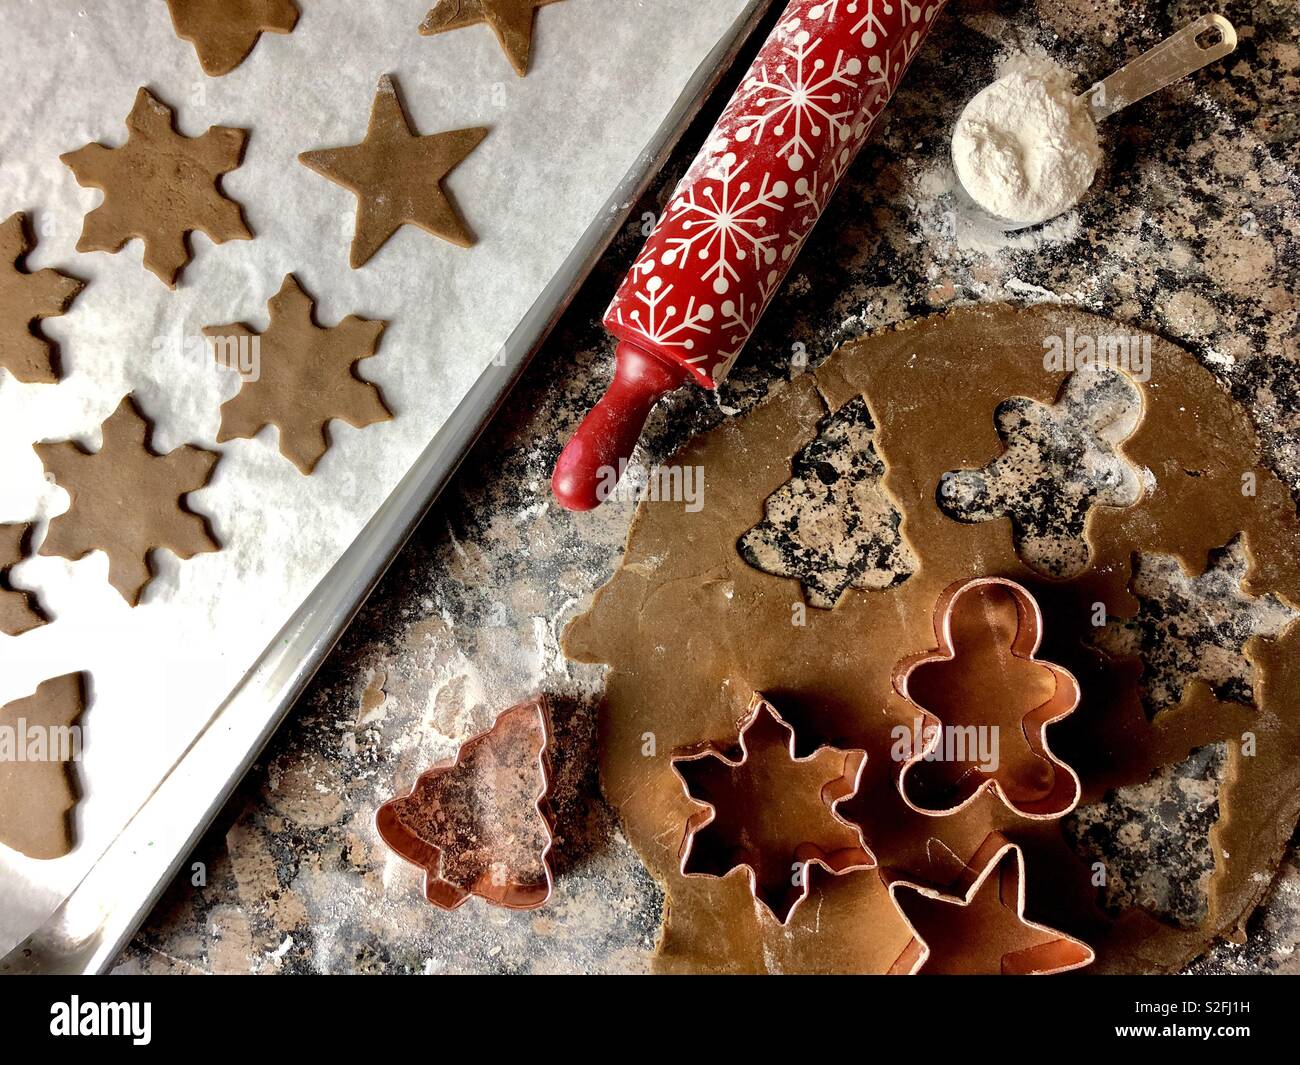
xmin=910 ymin=157 xmax=1082 ymax=259
xmin=952 ymin=60 xmax=1102 ymax=225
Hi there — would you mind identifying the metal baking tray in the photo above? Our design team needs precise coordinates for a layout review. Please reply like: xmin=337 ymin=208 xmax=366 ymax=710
xmin=0 ymin=0 xmax=776 ymax=976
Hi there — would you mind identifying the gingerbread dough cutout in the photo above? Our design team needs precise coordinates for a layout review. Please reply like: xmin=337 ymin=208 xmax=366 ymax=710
xmin=0 ymin=673 xmax=86 ymax=860
xmin=0 ymin=212 xmax=84 ymax=384
xmin=299 ymin=75 xmax=489 ymax=267
xmin=0 ymin=524 xmax=46 ymax=637
xmin=565 ymin=305 xmax=1300 ymax=974
xmin=60 ymin=88 xmax=252 ymax=287
xmin=167 ymin=0 xmax=300 ymax=77
xmin=36 ymin=396 xmax=221 ymax=605
xmin=205 ymin=274 xmax=390 ymax=474
xmin=420 ymin=0 xmax=566 ymax=77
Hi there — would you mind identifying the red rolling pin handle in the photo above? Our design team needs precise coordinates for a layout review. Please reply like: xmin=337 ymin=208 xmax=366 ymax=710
xmin=554 ymin=0 xmax=948 ymax=510
xmin=551 ymin=341 xmax=689 ymax=512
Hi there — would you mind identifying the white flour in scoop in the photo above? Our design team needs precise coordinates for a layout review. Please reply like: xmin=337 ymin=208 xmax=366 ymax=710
xmin=952 ymin=60 xmax=1102 ymax=226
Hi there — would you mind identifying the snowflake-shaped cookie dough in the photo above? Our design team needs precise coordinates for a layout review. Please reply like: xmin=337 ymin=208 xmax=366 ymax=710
xmin=35 ymin=396 xmax=221 ymax=605
xmin=205 ymin=274 xmax=390 ymax=474
xmin=0 ymin=523 xmax=45 ymax=636
xmin=60 ymin=88 xmax=252 ymax=287
xmin=938 ymin=368 xmax=1143 ymax=578
xmin=0 ymin=212 xmax=84 ymax=383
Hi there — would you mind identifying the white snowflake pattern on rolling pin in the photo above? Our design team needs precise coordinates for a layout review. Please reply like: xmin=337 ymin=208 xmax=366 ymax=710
xmin=605 ymin=0 xmax=947 ymax=387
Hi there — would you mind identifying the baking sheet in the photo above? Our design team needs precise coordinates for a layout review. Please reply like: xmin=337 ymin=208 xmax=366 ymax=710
xmin=0 ymin=0 xmax=755 ymax=956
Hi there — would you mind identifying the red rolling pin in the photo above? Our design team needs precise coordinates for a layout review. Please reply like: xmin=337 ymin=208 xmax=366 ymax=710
xmin=552 ymin=0 xmax=949 ymax=511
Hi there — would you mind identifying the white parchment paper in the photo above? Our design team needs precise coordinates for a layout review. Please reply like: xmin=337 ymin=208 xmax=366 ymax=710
xmin=0 ymin=0 xmax=751 ymax=953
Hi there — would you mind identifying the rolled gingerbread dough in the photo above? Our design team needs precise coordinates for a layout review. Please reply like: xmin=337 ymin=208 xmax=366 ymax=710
xmin=565 ymin=303 xmax=1300 ymax=974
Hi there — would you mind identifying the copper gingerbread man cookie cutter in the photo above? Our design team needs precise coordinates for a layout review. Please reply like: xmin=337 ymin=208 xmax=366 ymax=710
xmin=892 ymin=576 xmax=1083 ymax=820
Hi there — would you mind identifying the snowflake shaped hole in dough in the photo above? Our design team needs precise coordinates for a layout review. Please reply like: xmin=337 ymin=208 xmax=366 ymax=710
xmin=1093 ymin=535 xmax=1300 ymax=719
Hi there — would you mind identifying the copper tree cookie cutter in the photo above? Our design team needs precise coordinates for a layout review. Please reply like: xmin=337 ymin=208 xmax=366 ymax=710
xmin=670 ymin=693 xmax=875 ymax=926
xmin=884 ymin=832 xmax=1096 ymax=975
xmin=376 ymin=695 xmax=556 ymax=911
xmin=893 ymin=577 xmax=1082 ymax=819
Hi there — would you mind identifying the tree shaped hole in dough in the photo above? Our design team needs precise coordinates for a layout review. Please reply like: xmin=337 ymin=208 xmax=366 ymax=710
xmin=739 ymin=396 xmax=918 ymax=609
xmin=1064 ymin=744 xmax=1226 ymax=930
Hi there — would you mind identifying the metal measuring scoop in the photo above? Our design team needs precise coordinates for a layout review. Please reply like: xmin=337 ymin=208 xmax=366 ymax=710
xmin=952 ymin=13 xmax=1239 ymax=233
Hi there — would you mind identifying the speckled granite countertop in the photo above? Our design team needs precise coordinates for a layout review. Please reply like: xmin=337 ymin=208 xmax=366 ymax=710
xmin=116 ymin=0 xmax=1298 ymax=974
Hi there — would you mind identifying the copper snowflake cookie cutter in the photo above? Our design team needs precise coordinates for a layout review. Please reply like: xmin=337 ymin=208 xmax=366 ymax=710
xmin=893 ymin=577 xmax=1082 ymax=819
xmin=376 ymin=695 xmax=555 ymax=911
xmin=670 ymin=693 xmax=875 ymax=925
xmin=884 ymin=832 xmax=1095 ymax=975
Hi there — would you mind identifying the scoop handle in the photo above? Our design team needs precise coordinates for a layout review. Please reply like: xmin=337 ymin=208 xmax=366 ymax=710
xmin=1081 ymin=13 xmax=1237 ymax=121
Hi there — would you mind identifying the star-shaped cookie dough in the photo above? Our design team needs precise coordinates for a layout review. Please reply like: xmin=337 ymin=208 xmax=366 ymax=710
xmin=167 ymin=0 xmax=300 ymax=77
xmin=0 ymin=212 xmax=84 ymax=384
xmin=299 ymin=75 xmax=488 ymax=268
xmin=35 ymin=396 xmax=221 ymax=605
xmin=886 ymin=834 xmax=1095 ymax=975
xmin=205 ymin=274 xmax=390 ymax=474
xmin=0 ymin=673 xmax=86 ymax=860
xmin=420 ymin=0 xmax=566 ymax=77
xmin=0 ymin=524 xmax=46 ymax=637
xmin=60 ymin=88 xmax=252 ymax=287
